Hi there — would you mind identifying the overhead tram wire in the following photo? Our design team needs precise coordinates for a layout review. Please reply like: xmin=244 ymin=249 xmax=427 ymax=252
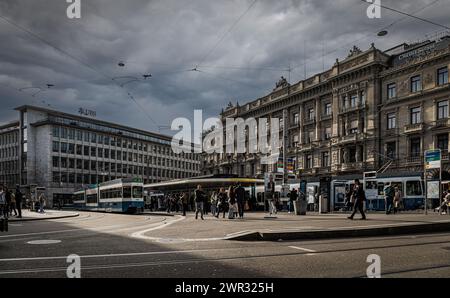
xmin=0 ymin=14 xmax=160 ymax=128
xmin=194 ymin=0 xmax=258 ymax=70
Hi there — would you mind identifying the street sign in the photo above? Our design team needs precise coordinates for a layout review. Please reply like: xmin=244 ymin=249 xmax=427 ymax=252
xmin=425 ymin=149 xmax=442 ymax=169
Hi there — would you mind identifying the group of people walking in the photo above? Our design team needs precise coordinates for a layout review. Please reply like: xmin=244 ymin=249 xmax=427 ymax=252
xmin=0 ymin=185 xmax=23 ymax=219
xmin=193 ymin=184 xmax=248 ymax=220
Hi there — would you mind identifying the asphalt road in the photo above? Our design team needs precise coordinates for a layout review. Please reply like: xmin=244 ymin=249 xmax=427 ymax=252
xmin=1 ymin=211 xmax=449 ymax=278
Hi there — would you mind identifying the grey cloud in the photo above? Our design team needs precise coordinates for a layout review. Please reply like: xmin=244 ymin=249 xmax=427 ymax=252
xmin=1 ymin=0 xmax=449 ymax=133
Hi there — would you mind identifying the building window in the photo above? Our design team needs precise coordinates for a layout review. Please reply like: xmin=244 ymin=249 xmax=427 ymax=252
xmin=411 ymin=75 xmax=422 ymax=93
xmin=387 ymin=113 xmax=396 ymax=129
xmin=325 ymin=103 xmax=332 ymax=116
xmin=322 ymin=152 xmax=330 ymax=167
xmin=410 ymin=107 xmax=421 ymax=124
xmin=410 ymin=138 xmax=421 ymax=157
xmin=308 ymin=108 xmax=315 ymax=121
xmin=437 ymin=100 xmax=448 ymax=120
xmin=53 ymin=126 xmax=60 ymax=138
xmin=60 ymin=142 xmax=68 ymax=154
xmin=342 ymin=95 xmax=348 ymax=108
xmin=83 ymin=146 xmax=89 ymax=156
xmin=68 ymin=143 xmax=75 ymax=154
xmin=52 ymin=141 xmax=59 ymax=153
xmin=76 ymin=130 xmax=82 ymax=141
xmin=61 ymin=127 xmax=68 ymax=139
xmin=307 ymin=131 xmax=314 ymax=143
xmin=90 ymin=147 xmax=96 ymax=157
xmin=324 ymin=127 xmax=332 ymax=140
xmin=349 ymin=120 xmax=358 ymax=134
xmin=52 ymin=157 xmax=59 ymax=168
xmin=293 ymin=113 xmax=299 ymax=125
xmin=438 ymin=67 xmax=448 ymax=86
xmin=76 ymin=144 xmax=82 ymax=155
xmin=350 ymin=94 xmax=358 ymax=107
xmin=386 ymin=142 xmax=396 ymax=159
xmin=68 ymin=129 xmax=75 ymax=140
xmin=292 ymin=135 xmax=299 ymax=148
xmin=306 ymin=154 xmax=313 ymax=169
xmin=387 ymin=83 xmax=396 ymax=99
xmin=437 ymin=134 xmax=448 ymax=151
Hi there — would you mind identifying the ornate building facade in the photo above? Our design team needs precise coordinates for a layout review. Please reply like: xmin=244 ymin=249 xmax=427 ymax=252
xmin=203 ymin=36 xmax=450 ymax=182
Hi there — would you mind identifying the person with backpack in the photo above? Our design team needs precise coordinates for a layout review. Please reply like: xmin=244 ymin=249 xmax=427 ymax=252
xmin=384 ymin=183 xmax=395 ymax=215
xmin=348 ymin=179 xmax=367 ymax=220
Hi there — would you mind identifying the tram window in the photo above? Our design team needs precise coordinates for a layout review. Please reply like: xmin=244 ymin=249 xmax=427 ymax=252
xmin=123 ymin=187 xmax=131 ymax=198
xmin=406 ymin=181 xmax=422 ymax=196
xmin=377 ymin=183 xmax=385 ymax=195
xmin=365 ymin=181 xmax=377 ymax=190
xmin=133 ymin=187 xmax=143 ymax=198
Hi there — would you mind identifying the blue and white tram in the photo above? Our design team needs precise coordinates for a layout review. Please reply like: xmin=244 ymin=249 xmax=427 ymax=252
xmin=98 ymin=178 xmax=144 ymax=213
xmin=73 ymin=178 xmax=144 ymax=213
xmin=330 ymin=175 xmax=425 ymax=211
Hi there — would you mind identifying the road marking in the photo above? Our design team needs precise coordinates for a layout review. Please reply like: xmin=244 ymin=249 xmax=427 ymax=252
xmin=27 ymin=240 xmax=61 ymax=245
xmin=288 ymin=246 xmax=316 ymax=253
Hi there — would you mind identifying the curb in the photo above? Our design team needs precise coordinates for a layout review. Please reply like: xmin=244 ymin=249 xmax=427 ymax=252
xmin=8 ymin=213 xmax=80 ymax=222
xmin=227 ymin=221 xmax=450 ymax=241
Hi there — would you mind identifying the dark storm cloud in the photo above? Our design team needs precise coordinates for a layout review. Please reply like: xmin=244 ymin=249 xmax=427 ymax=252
xmin=0 ymin=0 xmax=449 ymax=132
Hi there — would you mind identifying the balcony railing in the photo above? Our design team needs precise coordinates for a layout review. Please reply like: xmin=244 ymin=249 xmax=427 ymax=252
xmin=406 ymin=155 xmax=423 ymax=163
xmin=304 ymin=117 xmax=316 ymax=125
xmin=339 ymin=103 xmax=366 ymax=114
xmin=431 ymin=118 xmax=450 ymax=129
xmin=404 ymin=123 xmax=424 ymax=134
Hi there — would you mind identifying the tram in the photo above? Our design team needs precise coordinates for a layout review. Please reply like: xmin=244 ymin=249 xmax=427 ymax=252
xmin=73 ymin=178 xmax=144 ymax=213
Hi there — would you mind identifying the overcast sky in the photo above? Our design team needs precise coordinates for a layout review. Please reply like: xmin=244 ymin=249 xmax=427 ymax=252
xmin=0 ymin=0 xmax=449 ymax=134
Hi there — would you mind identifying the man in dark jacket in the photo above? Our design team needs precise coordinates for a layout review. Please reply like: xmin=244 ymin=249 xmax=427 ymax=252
xmin=194 ymin=185 xmax=205 ymax=220
xmin=288 ymin=188 xmax=298 ymax=213
xmin=348 ymin=179 xmax=366 ymax=220
xmin=235 ymin=184 xmax=246 ymax=219
xmin=15 ymin=186 xmax=22 ymax=218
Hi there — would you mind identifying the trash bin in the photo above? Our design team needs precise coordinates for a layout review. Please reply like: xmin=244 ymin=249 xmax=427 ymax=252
xmin=294 ymin=200 xmax=307 ymax=215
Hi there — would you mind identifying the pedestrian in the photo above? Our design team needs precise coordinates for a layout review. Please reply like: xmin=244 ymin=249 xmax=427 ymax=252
xmin=15 ymin=186 xmax=23 ymax=218
xmin=384 ymin=183 xmax=394 ymax=215
xmin=38 ymin=193 xmax=46 ymax=213
xmin=4 ymin=187 xmax=11 ymax=219
xmin=216 ymin=188 xmax=228 ymax=218
xmin=235 ymin=184 xmax=246 ymax=219
xmin=267 ymin=176 xmax=277 ymax=216
xmin=181 ymin=192 xmax=189 ymax=216
xmin=393 ymin=187 xmax=403 ymax=214
xmin=0 ymin=186 xmax=6 ymax=218
xmin=166 ymin=195 xmax=172 ymax=214
xmin=210 ymin=191 xmax=218 ymax=217
xmin=10 ymin=191 xmax=17 ymax=216
xmin=228 ymin=186 xmax=237 ymax=219
xmin=345 ymin=186 xmax=353 ymax=211
xmin=288 ymin=188 xmax=298 ymax=213
xmin=194 ymin=185 xmax=205 ymax=220
xmin=348 ymin=179 xmax=367 ymax=220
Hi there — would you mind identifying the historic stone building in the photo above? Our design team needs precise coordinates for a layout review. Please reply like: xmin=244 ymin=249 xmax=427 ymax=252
xmin=203 ymin=35 xmax=450 ymax=182
xmin=380 ymin=36 xmax=450 ymax=177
